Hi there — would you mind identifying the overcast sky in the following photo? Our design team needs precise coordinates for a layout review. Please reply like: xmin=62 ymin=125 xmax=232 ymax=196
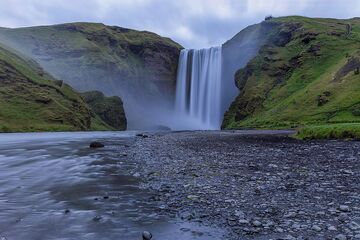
xmin=0 ymin=0 xmax=359 ymax=48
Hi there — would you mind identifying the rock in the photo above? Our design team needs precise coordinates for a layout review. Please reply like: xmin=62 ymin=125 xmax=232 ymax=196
xmin=81 ymin=91 xmax=127 ymax=130
xmin=354 ymin=234 xmax=360 ymax=239
xmin=64 ymin=209 xmax=70 ymax=214
xmin=136 ymin=133 xmax=149 ymax=138
xmin=187 ymin=195 xmax=199 ymax=200
xmin=238 ymin=219 xmax=249 ymax=225
xmin=335 ymin=234 xmax=347 ymax=240
xmin=328 ymin=225 xmax=337 ymax=231
xmin=339 ymin=205 xmax=350 ymax=212
xmin=338 ymin=213 xmax=349 ymax=222
xmin=133 ymin=172 xmax=141 ymax=177
xmin=92 ymin=215 xmax=102 ymax=222
xmin=311 ymin=225 xmax=321 ymax=232
xmin=252 ymin=220 xmax=262 ymax=227
xmin=349 ymin=221 xmax=360 ymax=230
xmin=142 ymin=231 xmax=152 ymax=240
xmin=234 ymin=210 xmax=245 ymax=218
xmin=89 ymin=142 xmax=104 ymax=148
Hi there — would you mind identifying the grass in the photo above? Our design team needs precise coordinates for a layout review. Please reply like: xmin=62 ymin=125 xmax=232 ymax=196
xmin=296 ymin=123 xmax=360 ymax=140
xmin=0 ymin=44 xmax=113 ymax=133
xmin=0 ymin=22 xmax=182 ymax=96
xmin=223 ymin=16 xmax=360 ymax=139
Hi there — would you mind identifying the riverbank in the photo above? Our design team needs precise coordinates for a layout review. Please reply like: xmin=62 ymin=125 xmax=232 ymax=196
xmin=0 ymin=130 xmax=359 ymax=240
xmin=132 ymin=130 xmax=360 ymax=239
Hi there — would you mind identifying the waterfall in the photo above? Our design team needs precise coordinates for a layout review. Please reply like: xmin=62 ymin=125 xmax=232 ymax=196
xmin=175 ymin=47 xmax=222 ymax=130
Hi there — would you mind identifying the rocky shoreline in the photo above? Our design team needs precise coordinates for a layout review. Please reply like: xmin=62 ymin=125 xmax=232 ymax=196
xmin=130 ymin=130 xmax=360 ymax=240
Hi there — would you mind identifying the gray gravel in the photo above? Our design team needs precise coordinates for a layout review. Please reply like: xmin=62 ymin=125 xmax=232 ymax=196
xmin=129 ymin=130 xmax=360 ymax=240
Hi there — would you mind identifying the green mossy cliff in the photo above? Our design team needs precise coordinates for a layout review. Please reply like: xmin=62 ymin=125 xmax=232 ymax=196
xmin=222 ymin=17 xmax=360 ymax=131
xmin=0 ymin=22 xmax=182 ymax=100
xmin=0 ymin=22 xmax=182 ymax=128
xmin=0 ymin=44 xmax=120 ymax=132
xmin=81 ymin=91 xmax=127 ymax=131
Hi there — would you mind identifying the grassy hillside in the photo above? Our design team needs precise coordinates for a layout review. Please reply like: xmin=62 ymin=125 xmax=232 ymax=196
xmin=0 ymin=23 xmax=182 ymax=128
xmin=0 ymin=44 xmax=113 ymax=132
xmin=82 ymin=91 xmax=127 ymax=130
xmin=222 ymin=16 xmax=360 ymax=139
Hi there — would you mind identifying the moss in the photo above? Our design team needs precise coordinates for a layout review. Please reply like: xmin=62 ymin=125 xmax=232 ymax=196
xmin=223 ymin=16 xmax=360 ymax=138
xmin=296 ymin=123 xmax=360 ymax=140
xmin=82 ymin=91 xmax=127 ymax=130
xmin=0 ymin=22 xmax=183 ymax=100
xmin=0 ymin=44 xmax=113 ymax=132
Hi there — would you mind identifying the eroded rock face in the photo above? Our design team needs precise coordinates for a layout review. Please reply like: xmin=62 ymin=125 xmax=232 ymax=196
xmin=82 ymin=91 xmax=127 ymax=131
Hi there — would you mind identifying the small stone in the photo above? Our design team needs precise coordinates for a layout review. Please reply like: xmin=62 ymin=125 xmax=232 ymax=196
xmin=103 ymin=196 xmax=109 ymax=199
xmin=292 ymin=223 xmax=301 ymax=230
xmin=328 ymin=225 xmax=337 ymax=231
xmin=136 ymin=134 xmax=149 ymax=138
xmin=275 ymin=227 xmax=284 ymax=233
xmin=252 ymin=220 xmax=262 ymax=227
xmin=234 ymin=210 xmax=245 ymax=217
xmin=338 ymin=213 xmax=349 ymax=222
xmin=133 ymin=172 xmax=141 ymax=177
xmin=89 ymin=142 xmax=104 ymax=148
xmin=339 ymin=205 xmax=350 ymax=212
xmin=64 ymin=209 xmax=70 ymax=214
xmin=335 ymin=234 xmax=347 ymax=240
xmin=187 ymin=195 xmax=199 ymax=200
xmin=238 ymin=219 xmax=249 ymax=224
xmin=142 ymin=231 xmax=152 ymax=240
xmin=349 ymin=221 xmax=360 ymax=230
xmin=92 ymin=215 xmax=102 ymax=222
xmin=284 ymin=211 xmax=297 ymax=218
xmin=312 ymin=225 xmax=322 ymax=232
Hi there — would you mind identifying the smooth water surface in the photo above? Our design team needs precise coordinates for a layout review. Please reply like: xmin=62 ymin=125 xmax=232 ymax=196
xmin=0 ymin=132 xmax=224 ymax=240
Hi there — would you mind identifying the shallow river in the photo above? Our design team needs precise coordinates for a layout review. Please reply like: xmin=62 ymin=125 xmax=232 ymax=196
xmin=0 ymin=132 xmax=224 ymax=240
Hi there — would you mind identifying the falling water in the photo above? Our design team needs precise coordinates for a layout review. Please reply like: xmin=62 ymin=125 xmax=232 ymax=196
xmin=175 ymin=47 xmax=222 ymax=130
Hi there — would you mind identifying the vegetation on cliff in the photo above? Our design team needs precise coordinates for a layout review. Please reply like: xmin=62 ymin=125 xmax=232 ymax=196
xmin=0 ymin=44 xmax=116 ymax=132
xmin=82 ymin=91 xmax=127 ymax=130
xmin=0 ymin=23 xmax=182 ymax=120
xmin=222 ymin=16 xmax=360 ymax=139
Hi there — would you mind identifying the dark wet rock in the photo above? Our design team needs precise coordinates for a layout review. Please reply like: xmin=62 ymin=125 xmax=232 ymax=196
xmin=89 ymin=142 xmax=104 ymax=148
xmin=92 ymin=216 xmax=102 ymax=222
xmin=136 ymin=134 xmax=149 ymax=138
xmin=64 ymin=209 xmax=70 ymax=214
xmin=142 ymin=231 xmax=152 ymax=240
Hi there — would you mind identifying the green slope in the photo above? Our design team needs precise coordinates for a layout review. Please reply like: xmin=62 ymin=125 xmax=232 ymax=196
xmin=0 ymin=22 xmax=182 ymax=128
xmin=223 ymin=16 xmax=360 ymax=138
xmin=82 ymin=91 xmax=127 ymax=130
xmin=0 ymin=44 xmax=113 ymax=132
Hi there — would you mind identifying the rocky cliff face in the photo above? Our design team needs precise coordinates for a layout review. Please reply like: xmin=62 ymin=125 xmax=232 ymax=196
xmin=222 ymin=17 xmax=360 ymax=129
xmin=81 ymin=91 xmax=127 ymax=130
xmin=0 ymin=23 xmax=182 ymax=129
xmin=0 ymin=44 xmax=116 ymax=132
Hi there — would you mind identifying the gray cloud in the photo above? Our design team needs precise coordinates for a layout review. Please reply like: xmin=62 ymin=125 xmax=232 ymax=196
xmin=0 ymin=0 xmax=359 ymax=48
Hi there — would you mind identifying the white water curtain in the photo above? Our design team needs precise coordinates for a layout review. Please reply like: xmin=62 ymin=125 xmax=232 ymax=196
xmin=175 ymin=47 xmax=222 ymax=130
